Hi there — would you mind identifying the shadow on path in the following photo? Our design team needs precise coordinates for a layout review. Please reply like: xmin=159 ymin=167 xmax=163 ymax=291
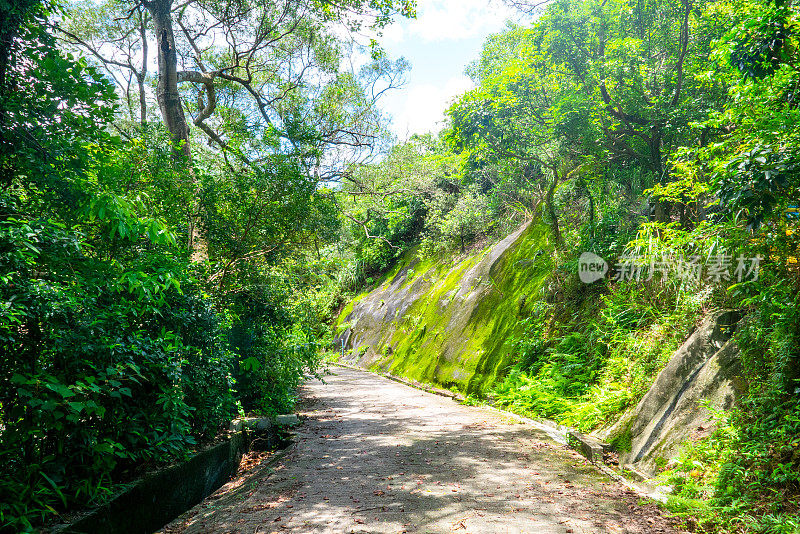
xmin=160 ymin=367 xmax=680 ymax=534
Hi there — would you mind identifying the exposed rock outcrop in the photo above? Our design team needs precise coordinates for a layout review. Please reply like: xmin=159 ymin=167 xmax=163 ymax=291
xmin=598 ymin=310 xmax=745 ymax=476
xmin=335 ymin=221 xmax=553 ymax=394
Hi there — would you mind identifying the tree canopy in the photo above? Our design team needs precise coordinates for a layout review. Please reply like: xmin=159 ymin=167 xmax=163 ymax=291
xmin=3 ymin=0 xmax=800 ymax=530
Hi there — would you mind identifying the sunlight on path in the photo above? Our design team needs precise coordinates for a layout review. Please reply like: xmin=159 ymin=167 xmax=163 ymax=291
xmin=160 ymin=367 xmax=679 ymax=534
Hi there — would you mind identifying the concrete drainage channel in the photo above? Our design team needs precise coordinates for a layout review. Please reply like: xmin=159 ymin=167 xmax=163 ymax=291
xmin=49 ymin=416 xmax=298 ymax=534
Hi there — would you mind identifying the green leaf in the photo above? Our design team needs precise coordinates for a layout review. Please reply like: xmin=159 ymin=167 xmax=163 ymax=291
xmin=10 ymin=373 xmax=30 ymax=385
xmin=40 ymin=472 xmax=67 ymax=508
xmin=45 ymin=382 xmax=75 ymax=398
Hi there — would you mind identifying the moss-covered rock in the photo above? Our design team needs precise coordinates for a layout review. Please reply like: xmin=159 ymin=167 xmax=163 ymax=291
xmin=335 ymin=221 xmax=554 ymax=395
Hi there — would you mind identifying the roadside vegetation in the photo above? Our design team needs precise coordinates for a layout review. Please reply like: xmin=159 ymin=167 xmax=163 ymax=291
xmin=333 ymin=0 xmax=800 ymax=531
xmin=1 ymin=0 xmax=799 ymax=531
xmin=0 ymin=0 xmax=412 ymax=529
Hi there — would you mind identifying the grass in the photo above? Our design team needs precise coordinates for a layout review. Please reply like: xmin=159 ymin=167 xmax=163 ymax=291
xmin=334 ymin=218 xmax=800 ymax=533
xmin=491 ymin=279 xmax=708 ymax=433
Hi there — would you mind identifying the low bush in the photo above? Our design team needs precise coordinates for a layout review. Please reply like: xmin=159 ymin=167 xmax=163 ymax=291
xmin=0 ymin=217 xmax=239 ymax=529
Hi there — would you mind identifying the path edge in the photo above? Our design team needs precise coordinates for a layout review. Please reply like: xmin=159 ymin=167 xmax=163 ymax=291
xmin=327 ymin=361 xmax=669 ymax=503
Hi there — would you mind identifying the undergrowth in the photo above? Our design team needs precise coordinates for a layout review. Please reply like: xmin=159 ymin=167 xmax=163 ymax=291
xmin=493 ymin=279 xmax=708 ymax=432
xmin=660 ymin=274 xmax=800 ymax=533
xmin=492 ymin=217 xmax=800 ymax=531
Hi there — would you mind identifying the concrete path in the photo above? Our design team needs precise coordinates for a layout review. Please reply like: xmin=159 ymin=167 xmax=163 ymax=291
xmin=161 ymin=366 xmax=680 ymax=534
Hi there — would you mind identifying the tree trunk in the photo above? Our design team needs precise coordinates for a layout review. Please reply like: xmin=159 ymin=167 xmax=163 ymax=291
xmin=546 ymin=167 xmax=562 ymax=245
xmin=148 ymin=0 xmax=187 ymax=153
xmin=145 ymin=0 xmax=207 ymax=261
xmin=136 ymin=74 xmax=146 ymax=125
xmin=653 ymin=200 xmax=672 ymax=223
xmin=650 ymin=127 xmax=663 ymax=178
xmin=137 ymin=11 xmax=148 ymax=126
xmin=678 ymin=202 xmax=688 ymax=228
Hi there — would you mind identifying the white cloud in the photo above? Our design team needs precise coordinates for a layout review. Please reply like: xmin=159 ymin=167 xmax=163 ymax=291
xmin=376 ymin=0 xmax=519 ymax=136
xmin=392 ymin=75 xmax=474 ymax=136
xmin=384 ymin=0 xmax=516 ymax=44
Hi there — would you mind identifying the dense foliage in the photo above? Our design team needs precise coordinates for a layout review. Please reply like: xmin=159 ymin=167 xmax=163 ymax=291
xmin=0 ymin=0 xmax=410 ymax=529
xmin=333 ymin=0 xmax=800 ymax=531
xmin=3 ymin=0 xmax=800 ymax=529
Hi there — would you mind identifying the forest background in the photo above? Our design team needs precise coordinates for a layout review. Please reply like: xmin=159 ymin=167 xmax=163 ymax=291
xmin=1 ymin=0 xmax=799 ymax=531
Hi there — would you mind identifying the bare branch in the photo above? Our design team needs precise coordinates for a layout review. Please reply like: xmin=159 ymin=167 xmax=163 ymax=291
xmin=670 ymin=0 xmax=692 ymax=107
xmin=55 ymin=25 xmax=135 ymax=72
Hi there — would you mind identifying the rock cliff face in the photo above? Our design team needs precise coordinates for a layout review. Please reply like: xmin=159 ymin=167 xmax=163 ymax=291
xmin=335 ymin=221 xmax=554 ymax=394
xmin=598 ymin=310 xmax=745 ymax=476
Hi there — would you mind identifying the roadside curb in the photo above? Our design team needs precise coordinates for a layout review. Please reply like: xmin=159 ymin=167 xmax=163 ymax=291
xmin=328 ymin=360 xmax=668 ymax=503
xmin=50 ymin=424 xmax=286 ymax=534
xmin=160 ymin=441 xmax=299 ymax=532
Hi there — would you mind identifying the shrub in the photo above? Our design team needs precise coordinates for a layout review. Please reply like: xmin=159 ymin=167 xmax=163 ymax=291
xmin=0 ymin=218 xmax=238 ymax=530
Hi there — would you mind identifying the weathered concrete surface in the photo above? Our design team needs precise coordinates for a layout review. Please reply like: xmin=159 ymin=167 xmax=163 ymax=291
xmin=339 ymin=222 xmax=533 ymax=366
xmin=52 ymin=424 xmax=283 ymax=534
xmin=161 ymin=366 xmax=681 ymax=534
xmin=336 ymin=221 xmax=555 ymax=394
xmin=275 ymin=414 xmax=300 ymax=426
xmin=599 ymin=310 xmax=745 ymax=476
xmin=230 ymin=417 xmax=273 ymax=432
xmin=568 ymin=430 xmax=609 ymax=464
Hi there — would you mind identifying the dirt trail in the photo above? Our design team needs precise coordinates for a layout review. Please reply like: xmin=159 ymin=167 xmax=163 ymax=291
xmin=161 ymin=366 xmax=681 ymax=534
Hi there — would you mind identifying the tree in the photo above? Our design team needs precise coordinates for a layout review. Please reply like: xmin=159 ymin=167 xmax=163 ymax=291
xmin=0 ymin=0 xmax=117 ymax=207
xmin=687 ymin=0 xmax=800 ymax=228
xmin=447 ymin=24 xmax=595 ymax=244
xmin=59 ymin=0 xmax=151 ymax=124
xmin=59 ymin=0 xmax=415 ymax=260
xmin=538 ymin=0 xmax=729 ymax=221
xmin=436 ymin=186 xmax=490 ymax=253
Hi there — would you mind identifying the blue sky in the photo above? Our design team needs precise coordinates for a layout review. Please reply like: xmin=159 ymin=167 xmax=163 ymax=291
xmin=375 ymin=0 xmax=521 ymax=138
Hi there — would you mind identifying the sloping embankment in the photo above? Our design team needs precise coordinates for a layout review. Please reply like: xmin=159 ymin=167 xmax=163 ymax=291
xmin=599 ymin=310 xmax=745 ymax=476
xmin=335 ymin=225 xmax=748 ymax=476
xmin=335 ymin=221 xmax=553 ymax=395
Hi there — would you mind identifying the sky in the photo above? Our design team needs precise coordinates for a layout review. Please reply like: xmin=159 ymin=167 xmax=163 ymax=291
xmin=376 ymin=0 xmax=521 ymax=139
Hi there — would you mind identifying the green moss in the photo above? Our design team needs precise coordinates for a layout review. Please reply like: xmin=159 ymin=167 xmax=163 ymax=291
xmin=609 ymin=426 xmax=633 ymax=452
xmin=335 ymin=322 xmax=352 ymax=334
xmin=323 ymin=350 xmax=341 ymax=363
xmin=334 ymin=222 xmax=554 ymax=396
xmin=381 ymin=258 xmax=406 ymax=287
xmin=336 ymin=291 xmax=368 ymax=324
